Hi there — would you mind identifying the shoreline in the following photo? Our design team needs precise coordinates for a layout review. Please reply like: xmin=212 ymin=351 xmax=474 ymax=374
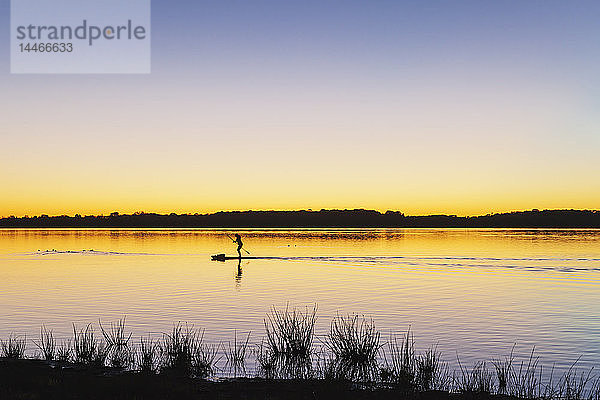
xmin=2 ymin=209 xmax=599 ymax=228
xmin=0 ymin=358 xmax=452 ymax=400
xmin=1 ymin=312 xmax=598 ymax=399
xmin=0 ymin=358 xmax=598 ymax=400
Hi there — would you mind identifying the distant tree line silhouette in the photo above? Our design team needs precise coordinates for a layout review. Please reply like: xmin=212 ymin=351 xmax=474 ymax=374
xmin=1 ymin=209 xmax=599 ymax=228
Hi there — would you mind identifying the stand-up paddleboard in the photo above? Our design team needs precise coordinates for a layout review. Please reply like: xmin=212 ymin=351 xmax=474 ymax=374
xmin=211 ymin=253 xmax=261 ymax=262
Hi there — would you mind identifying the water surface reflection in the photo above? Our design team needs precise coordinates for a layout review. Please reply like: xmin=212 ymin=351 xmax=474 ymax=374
xmin=0 ymin=228 xmax=599 ymax=375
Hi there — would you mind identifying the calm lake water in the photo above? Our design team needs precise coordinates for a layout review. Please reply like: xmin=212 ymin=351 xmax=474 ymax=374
xmin=1 ymin=228 xmax=599 ymax=376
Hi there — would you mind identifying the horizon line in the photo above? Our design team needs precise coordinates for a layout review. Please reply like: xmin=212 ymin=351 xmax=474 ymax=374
xmin=2 ymin=208 xmax=599 ymax=220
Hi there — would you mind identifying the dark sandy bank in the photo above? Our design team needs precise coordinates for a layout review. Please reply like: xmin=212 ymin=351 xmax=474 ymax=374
xmin=0 ymin=358 xmax=506 ymax=400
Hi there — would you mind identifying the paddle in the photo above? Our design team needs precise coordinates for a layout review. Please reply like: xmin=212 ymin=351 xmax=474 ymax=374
xmin=225 ymin=233 xmax=251 ymax=255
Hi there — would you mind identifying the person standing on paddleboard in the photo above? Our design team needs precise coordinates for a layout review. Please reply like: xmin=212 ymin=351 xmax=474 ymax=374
xmin=233 ymin=234 xmax=243 ymax=258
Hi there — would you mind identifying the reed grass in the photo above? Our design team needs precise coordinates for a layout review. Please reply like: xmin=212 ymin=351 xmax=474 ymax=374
xmin=381 ymin=328 xmax=416 ymax=387
xmin=314 ymin=349 xmax=344 ymax=381
xmin=192 ymin=338 xmax=221 ymax=379
xmin=33 ymin=326 xmax=55 ymax=361
xmin=554 ymin=358 xmax=595 ymax=400
xmin=456 ymin=359 xmax=495 ymax=394
xmin=492 ymin=344 xmax=515 ymax=394
xmin=259 ymin=305 xmax=317 ymax=379
xmin=264 ymin=304 xmax=317 ymax=360
xmin=72 ymin=323 xmax=109 ymax=366
xmin=511 ymin=347 xmax=542 ymax=398
xmin=138 ymin=335 xmax=161 ymax=374
xmin=95 ymin=341 xmax=109 ymax=367
xmin=590 ymin=376 xmax=600 ymax=400
xmin=100 ymin=318 xmax=133 ymax=369
xmin=57 ymin=339 xmax=72 ymax=362
xmin=161 ymin=322 xmax=196 ymax=375
xmin=415 ymin=346 xmax=448 ymax=391
xmin=159 ymin=323 xmax=221 ymax=378
xmin=255 ymin=341 xmax=314 ymax=380
xmin=255 ymin=340 xmax=278 ymax=379
xmin=1 ymin=333 xmax=26 ymax=359
xmin=279 ymin=352 xmax=314 ymax=380
xmin=325 ymin=314 xmax=381 ymax=382
xmin=225 ymin=331 xmax=250 ymax=377
xmin=0 ymin=309 xmax=599 ymax=399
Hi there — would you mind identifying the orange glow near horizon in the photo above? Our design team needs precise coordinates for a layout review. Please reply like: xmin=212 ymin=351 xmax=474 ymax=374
xmin=2 ymin=139 xmax=598 ymax=218
xmin=3 ymin=162 xmax=599 ymax=218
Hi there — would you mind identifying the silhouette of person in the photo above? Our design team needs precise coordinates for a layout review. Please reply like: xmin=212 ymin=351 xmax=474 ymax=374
xmin=234 ymin=233 xmax=243 ymax=258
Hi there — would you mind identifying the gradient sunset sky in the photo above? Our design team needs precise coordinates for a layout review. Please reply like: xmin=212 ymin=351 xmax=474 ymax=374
xmin=1 ymin=1 xmax=599 ymax=217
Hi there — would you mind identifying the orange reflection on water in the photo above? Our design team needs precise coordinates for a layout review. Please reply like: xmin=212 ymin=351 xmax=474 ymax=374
xmin=0 ymin=228 xmax=599 ymax=374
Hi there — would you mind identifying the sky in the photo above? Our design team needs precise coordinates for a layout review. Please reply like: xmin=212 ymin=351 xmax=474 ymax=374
xmin=0 ymin=0 xmax=599 ymax=217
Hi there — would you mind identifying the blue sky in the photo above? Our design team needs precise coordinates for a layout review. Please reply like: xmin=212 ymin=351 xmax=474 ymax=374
xmin=0 ymin=1 xmax=599 ymax=216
